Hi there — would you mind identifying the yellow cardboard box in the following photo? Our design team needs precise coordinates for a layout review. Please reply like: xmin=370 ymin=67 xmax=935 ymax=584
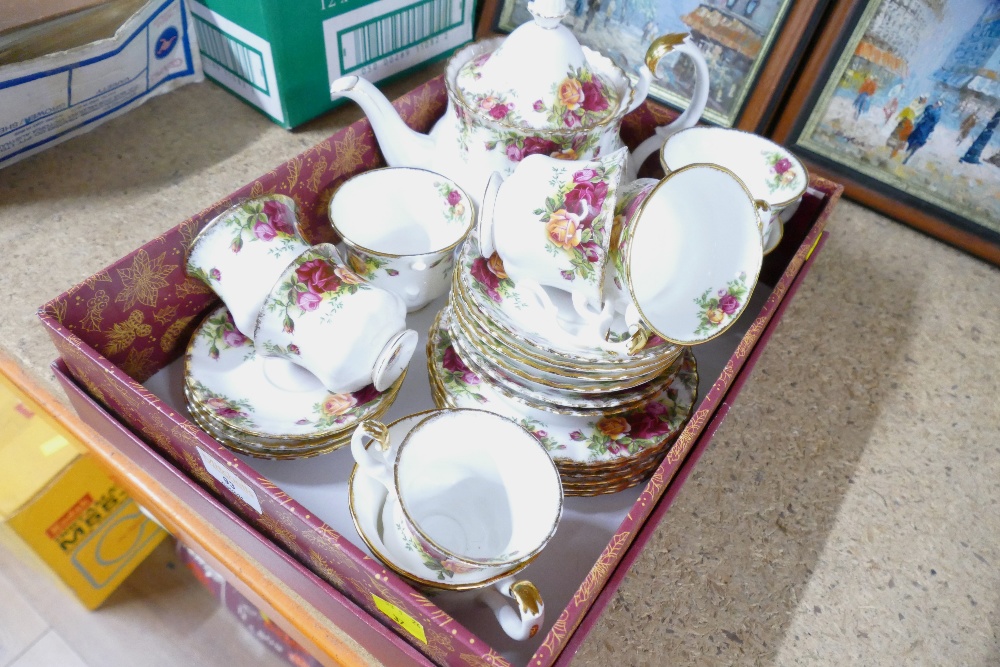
xmin=0 ymin=368 xmax=166 ymax=609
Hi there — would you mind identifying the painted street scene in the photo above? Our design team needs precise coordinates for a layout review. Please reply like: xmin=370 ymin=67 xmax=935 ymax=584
xmin=500 ymin=0 xmax=791 ymax=126
xmin=798 ymin=0 xmax=1000 ymax=236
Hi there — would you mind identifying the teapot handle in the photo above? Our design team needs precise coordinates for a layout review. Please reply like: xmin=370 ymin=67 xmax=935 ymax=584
xmin=626 ymin=34 xmax=710 ymax=180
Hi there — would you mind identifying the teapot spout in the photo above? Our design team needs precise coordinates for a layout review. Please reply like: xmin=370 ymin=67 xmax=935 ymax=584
xmin=331 ymin=75 xmax=436 ymax=169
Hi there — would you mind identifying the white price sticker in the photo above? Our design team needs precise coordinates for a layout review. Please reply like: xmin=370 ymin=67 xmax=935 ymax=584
xmin=197 ymin=449 xmax=262 ymax=514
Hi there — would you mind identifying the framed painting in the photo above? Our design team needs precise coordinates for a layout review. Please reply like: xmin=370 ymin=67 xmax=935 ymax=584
xmin=772 ymin=0 xmax=1000 ymax=265
xmin=476 ymin=0 xmax=829 ymax=132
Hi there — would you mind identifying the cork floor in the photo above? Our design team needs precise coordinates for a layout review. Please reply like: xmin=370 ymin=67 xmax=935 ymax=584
xmin=1 ymin=74 xmax=998 ymax=666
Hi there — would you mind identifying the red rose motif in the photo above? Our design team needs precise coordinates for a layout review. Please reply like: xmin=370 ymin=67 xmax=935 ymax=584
xmin=506 ymin=143 xmax=524 ymax=161
xmin=352 ymin=384 xmax=381 ymax=405
xmin=629 ymin=411 xmax=671 ymax=440
xmin=533 ymin=99 xmax=544 ymax=111
xmin=522 ymin=136 xmax=559 ymax=157
xmin=565 ymin=181 xmax=608 ymax=223
xmin=489 ymin=103 xmax=510 ymax=119
xmin=563 ymin=111 xmax=581 ymax=128
xmin=209 ymin=268 xmax=221 ymax=281
xmin=574 ymin=168 xmax=597 ymax=182
xmin=719 ymin=294 xmax=740 ymax=315
xmin=774 ymin=157 xmax=793 ymax=174
xmin=295 ymin=258 xmax=341 ymax=294
xmin=262 ymin=200 xmax=296 ymax=235
xmin=447 ymin=190 xmax=462 ymax=206
xmin=579 ymin=240 xmax=601 ymax=263
xmin=580 ymin=81 xmax=609 ymax=113
xmin=442 ymin=346 xmax=470 ymax=374
xmin=470 ymin=256 xmax=503 ymax=302
xmin=646 ymin=401 xmax=668 ymax=416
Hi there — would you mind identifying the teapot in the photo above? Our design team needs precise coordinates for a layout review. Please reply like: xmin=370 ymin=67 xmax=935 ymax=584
xmin=329 ymin=0 xmax=708 ymax=204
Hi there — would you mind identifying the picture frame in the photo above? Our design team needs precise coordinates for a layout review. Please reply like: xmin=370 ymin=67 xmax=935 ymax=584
xmin=476 ymin=0 xmax=829 ymax=133
xmin=772 ymin=0 xmax=1000 ymax=265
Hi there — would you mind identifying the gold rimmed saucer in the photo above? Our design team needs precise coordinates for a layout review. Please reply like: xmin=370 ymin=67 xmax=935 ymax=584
xmin=184 ymin=305 xmax=405 ymax=443
xmin=426 ymin=309 xmax=699 ymax=494
xmin=449 ymin=288 xmax=682 ymax=383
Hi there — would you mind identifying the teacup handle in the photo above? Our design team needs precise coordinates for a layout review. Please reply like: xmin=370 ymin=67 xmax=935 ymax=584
xmin=519 ymin=280 xmax=612 ymax=349
xmin=599 ymin=302 xmax=651 ymax=356
xmin=476 ymin=172 xmax=503 ymax=257
xmin=626 ymin=34 xmax=710 ymax=180
xmin=350 ymin=420 xmax=394 ymax=494
xmin=478 ymin=578 xmax=544 ymax=641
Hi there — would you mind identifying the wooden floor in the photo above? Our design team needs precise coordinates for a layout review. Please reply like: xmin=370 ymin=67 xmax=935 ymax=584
xmin=0 ymin=535 xmax=290 ymax=667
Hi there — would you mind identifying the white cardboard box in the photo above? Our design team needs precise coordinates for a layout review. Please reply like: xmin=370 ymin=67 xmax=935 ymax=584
xmin=0 ymin=0 xmax=202 ymax=169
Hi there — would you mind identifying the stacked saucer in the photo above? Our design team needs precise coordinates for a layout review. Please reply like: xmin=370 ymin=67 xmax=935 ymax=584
xmin=429 ymin=238 xmax=700 ymax=495
xmin=184 ymin=305 xmax=404 ymax=459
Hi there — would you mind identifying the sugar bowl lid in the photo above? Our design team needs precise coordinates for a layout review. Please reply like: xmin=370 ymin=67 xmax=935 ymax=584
xmin=454 ymin=0 xmax=622 ymax=131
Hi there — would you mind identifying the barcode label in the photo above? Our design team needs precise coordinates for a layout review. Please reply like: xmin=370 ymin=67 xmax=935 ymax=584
xmin=188 ymin=1 xmax=284 ymax=123
xmin=193 ymin=16 xmax=269 ymax=94
xmin=337 ymin=0 xmax=463 ymax=74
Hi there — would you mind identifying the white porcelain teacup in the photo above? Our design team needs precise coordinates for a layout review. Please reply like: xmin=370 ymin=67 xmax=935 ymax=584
xmin=350 ymin=409 xmax=562 ymax=639
xmin=329 ymin=167 xmax=474 ymax=312
xmin=252 ymin=243 xmax=417 ymax=395
xmin=659 ymin=126 xmax=808 ymax=251
xmin=606 ymin=164 xmax=764 ymax=348
xmin=187 ymin=195 xmax=309 ymax=336
xmin=477 ymin=147 xmax=628 ymax=313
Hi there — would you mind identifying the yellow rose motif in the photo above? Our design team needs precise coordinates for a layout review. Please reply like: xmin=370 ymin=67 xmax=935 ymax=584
xmin=336 ymin=265 xmax=364 ymax=284
xmin=347 ymin=253 xmax=370 ymax=276
xmin=552 ymin=148 xmax=579 ymax=160
xmin=706 ymin=308 xmax=726 ymax=324
xmin=478 ymin=95 xmax=499 ymax=111
xmin=454 ymin=202 xmax=466 ymax=217
xmin=546 ymin=209 xmax=582 ymax=250
xmin=596 ymin=416 xmax=630 ymax=439
xmin=321 ymin=393 xmax=356 ymax=416
xmin=487 ymin=252 xmax=508 ymax=279
xmin=558 ymin=78 xmax=584 ymax=111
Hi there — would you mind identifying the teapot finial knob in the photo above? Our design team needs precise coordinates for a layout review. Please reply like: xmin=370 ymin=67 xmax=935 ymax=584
xmin=527 ymin=0 xmax=568 ymax=28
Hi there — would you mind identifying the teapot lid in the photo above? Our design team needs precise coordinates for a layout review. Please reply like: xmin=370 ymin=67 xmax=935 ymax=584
xmin=454 ymin=0 xmax=622 ymax=131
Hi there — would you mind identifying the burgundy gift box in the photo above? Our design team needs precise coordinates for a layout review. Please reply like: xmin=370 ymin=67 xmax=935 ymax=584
xmin=39 ymin=76 xmax=842 ymax=666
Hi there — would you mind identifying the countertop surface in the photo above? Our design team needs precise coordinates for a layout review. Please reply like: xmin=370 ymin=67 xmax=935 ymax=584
xmin=2 ymin=70 xmax=999 ymax=666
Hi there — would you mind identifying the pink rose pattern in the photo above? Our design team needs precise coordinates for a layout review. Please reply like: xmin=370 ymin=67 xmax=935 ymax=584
xmin=223 ymin=197 xmax=299 ymax=255
xmin=566 ymin=354 xmax=696 ymax=457
xmin=763 ymin=149 xmax=802 ymax=195
xmin=257 ymin=249 xmax=369 ymax=357
xmin=693 ymin=272 xmax=750 ymax=337
xmin=396 ymin=520 xmax=489 ymax=581
xmin=468 ymin=253 xmax=517 ymax=305
xmin=435 ymin=180 xmax=469 ymax=225
xmin=434 ymin=326 xmax=487 ymax=404
xmin=189 ymin=305 xmax=388 ymax=433
xmin=188 ymin=197 xmax=301 ymax=288
xmin=532 ymin=163 xmax=619 ymax=287
xmin=200 ymin=309 xmax=250 ymax=361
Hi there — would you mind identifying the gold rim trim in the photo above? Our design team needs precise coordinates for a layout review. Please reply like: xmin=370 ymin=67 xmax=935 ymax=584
xmin=622 ymin=162 xmax=764 ymax=347
xmin=328 ymin=166 xmax=475 ymax=259
xmin=659 ymin=125 xmax=811 ymax=210
xmin=184 ymin=305 xmax=405 ymax=442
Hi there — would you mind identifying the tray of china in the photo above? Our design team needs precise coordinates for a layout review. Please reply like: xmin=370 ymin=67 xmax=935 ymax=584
xmin=38 ymin=73 xmax=842 ymax=666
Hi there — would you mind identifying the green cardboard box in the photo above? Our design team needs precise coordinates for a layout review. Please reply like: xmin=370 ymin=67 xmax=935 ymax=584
xmin=189 ymin=0 xmax=475 ymax=128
